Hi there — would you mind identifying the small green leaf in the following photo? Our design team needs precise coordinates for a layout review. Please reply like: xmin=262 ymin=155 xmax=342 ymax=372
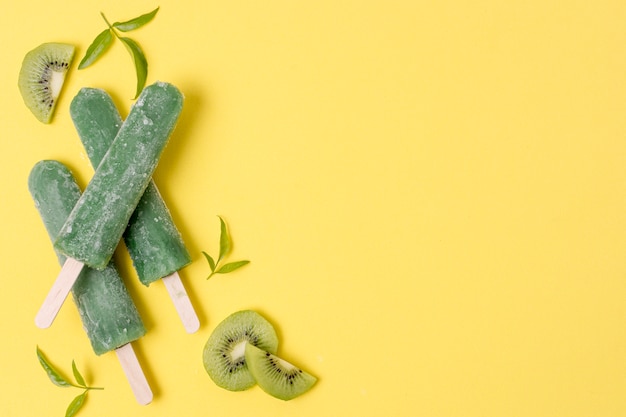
xmin=78 ymin=28 xmax=113 ymax=69
xmin=65 ymin=391 xmax=87 ymax=417
xmin=218 ymin=216 xmax=232 ymax=263
xmin=119 ymin=37 xmax=148 ymax=99
xmin=216 ymin=260 xmax=250 ymax=274
xmin=72 ymin=360 xmax=86 ymax=387
xmin=36 ymin=346 xmax=72 ymax=388
xmin=113 ymin=7 xmax=160 ymax=32
xmin=202 ymin=251 xmax=216 ymax=271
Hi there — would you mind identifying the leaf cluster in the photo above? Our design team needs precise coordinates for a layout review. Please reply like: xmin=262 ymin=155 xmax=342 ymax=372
xmin=37 ymin=346 xmax=103 ymax=417
xmin=78 ymin=7 xmax=159 ymax=98
xmin=203 ymin=216 xmax=250 ymax=280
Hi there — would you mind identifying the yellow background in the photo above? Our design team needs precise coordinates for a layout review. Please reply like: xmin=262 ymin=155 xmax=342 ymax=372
xmin=1 ymin=1 xmax=626 ymax=416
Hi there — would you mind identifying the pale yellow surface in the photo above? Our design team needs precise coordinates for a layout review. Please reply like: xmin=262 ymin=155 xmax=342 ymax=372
xmin=1 ymin=1 xmax=626 ymax=416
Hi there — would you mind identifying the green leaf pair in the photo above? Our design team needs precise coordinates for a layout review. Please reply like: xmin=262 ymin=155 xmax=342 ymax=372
xmin=203 ymin=216 xmax=250 ymax=280
xmin=78 ymin=7 xmax=159 ymax=99
xmin=37 ymin=346 xmax=103 ymax=417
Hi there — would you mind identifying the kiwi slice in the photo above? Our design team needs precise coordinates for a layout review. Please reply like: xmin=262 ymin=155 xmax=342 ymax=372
xmin=202 ymin=310 xmax=279 ymax=391
xmin=18 ymin=42 xmax=75 ymax=123
xmin=245 ymin=343 xmax=317 ymax=401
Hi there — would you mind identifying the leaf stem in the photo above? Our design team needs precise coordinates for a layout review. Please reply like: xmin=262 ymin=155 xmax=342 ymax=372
xmin=68 ymin=383 xmax=104 ymax=390
xmin=100 ymin=13 xmax=114 ymax=31
xmin=100 ymin=13 xmax=121 ymax=40
xmin=55 ymin=377 xmax=104 ymax=391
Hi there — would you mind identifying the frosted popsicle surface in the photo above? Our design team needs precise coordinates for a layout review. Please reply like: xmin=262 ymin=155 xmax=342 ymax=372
xmin=28 ymin=160 xmax=146 ymax=355
xmin=70 ymin=88 xmax=191 ymax=286
xmin=54 ymin=82 xmax=184 ymax=270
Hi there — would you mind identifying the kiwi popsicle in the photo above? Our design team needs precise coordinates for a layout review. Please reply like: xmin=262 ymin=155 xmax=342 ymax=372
xmin=35 ymin=81 xmax=183 ymax=329
xmin=70 ymin=87 xmax=199 ymax=333
xmin=29 ymin=160 xmax=152 ymax=405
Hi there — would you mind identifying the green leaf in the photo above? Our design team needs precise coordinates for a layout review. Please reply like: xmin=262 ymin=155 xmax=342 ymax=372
xmin=113 ymin=7 xmax=160 ymax=32
xmin=71 ymin=360 xmax=86 ymax=387
xmin=119 ymin=37 xmax=148 ymax=99
xmin=78 ymin=28 xmax=113 ymax=69
xmin=216 ymin=260 xmax=250 ymax=274
xmin=202 ymin=251 xmax=216 ymax=271
xmin=65 ymin=391 xmax=87 ymax=417
xmin=218 ymin=216 xmax=232 ymax=263
xmin=36 ymin=346 xmax=72 ymax=388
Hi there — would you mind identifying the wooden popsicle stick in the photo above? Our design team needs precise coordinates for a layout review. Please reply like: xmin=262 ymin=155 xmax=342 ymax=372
xmin=162 ymin=271 xmax=200 ymax=334
xmin=115 ymin=343 xmax=153 ymax=405
xmin=35 ymin=257 xmax=85 ymax=329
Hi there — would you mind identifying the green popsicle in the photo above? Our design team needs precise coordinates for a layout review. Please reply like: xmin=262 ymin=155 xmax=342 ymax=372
xmin=69 ymin=87 xmax=198 ymax=333
xmin=55 ymin=81 xmax=183 ymax=269
xmin=29 ymin=160 xmax=146 ymax=353
xmin=70 ymin=87 xmax=191 ymax=285
xmin=28 ymin=160 xmax=152 ymax=404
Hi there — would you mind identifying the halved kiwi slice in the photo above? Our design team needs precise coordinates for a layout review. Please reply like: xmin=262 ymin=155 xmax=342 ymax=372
xmin=18 ymin=42 xmax=75 ymax=123
xmin=202 ymin=310 xmax=279 ymax=391
xmin=245 ymin=343 xmax=317 ymax=401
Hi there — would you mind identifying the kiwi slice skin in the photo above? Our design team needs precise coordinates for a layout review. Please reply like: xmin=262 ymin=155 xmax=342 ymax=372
xmin=202 ymin=310 xmax=279 ymax=392
xmin=18 ymin=42 xmax=75 ymax=123
xmin=245 ymin=343 xmax=317 ymax=401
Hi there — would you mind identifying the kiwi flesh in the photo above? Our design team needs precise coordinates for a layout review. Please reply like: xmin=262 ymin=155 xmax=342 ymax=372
xmin=18 ymin=42 xmax=75 ymax=123
xmin=245 ymin=343 xmax=317 ymax=401
xmin=202 ymin=310 xmax=279 ymax=391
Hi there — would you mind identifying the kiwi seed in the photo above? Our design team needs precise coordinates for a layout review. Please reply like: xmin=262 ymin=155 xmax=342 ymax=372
xmin=18 ymin=42 xmax=75 ymax=123
xmin=202 ymin=310 xmax=279 ymax=391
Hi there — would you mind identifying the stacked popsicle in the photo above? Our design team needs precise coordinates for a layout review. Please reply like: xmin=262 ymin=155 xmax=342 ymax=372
xmin=34 ymin=82 xmax=196 ymax=332
xmin=29 ymin=160 xmax=152 ymax=405
xmin=69 ymin=87 xmax=198 ymax=333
